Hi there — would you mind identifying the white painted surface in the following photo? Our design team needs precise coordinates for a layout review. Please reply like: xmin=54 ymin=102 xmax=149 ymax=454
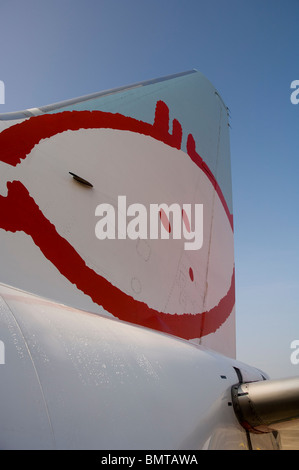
xmin=0 ymin=282 xmax=270 ymax=450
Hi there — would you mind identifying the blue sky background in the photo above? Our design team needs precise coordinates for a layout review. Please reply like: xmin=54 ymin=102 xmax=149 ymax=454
xmin=0 ymin=0 xmax=298 ymax=379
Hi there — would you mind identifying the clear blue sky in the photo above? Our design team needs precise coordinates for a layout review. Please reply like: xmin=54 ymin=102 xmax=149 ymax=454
xmin=0 ymin=0 xmax=298 ymax=379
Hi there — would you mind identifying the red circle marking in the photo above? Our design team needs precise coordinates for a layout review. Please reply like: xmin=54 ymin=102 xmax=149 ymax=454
xmin=182 ymin=209 xmax=191 ymax=233
xmin=159 ymin=209 xmax=171 ymax=233
xmin=0 ymin=101 xmax=234 ymax=339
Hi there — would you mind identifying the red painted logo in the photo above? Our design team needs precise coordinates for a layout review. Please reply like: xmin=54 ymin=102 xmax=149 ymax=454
xmin=0 ymin=101 xmax=234 ymax=339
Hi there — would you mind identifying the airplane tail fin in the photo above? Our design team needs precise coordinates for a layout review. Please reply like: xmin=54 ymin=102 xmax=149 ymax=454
xmin=0 ymin=70 xmax=235 ymax=357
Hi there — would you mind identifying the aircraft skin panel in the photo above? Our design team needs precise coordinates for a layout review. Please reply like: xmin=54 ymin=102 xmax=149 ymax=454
xmin=3 ymin=280 xmax=291 ymax=450
xmin=0 ymin=289 xmax=55 ymax=449
xmin=0 ymin=71 xmax=235 ymax=356
xmin=0 ymin=281 xmax=268 ymax=450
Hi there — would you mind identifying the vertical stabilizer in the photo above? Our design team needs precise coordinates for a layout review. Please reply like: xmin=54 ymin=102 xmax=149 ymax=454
xmin=0 ymin=70 xmax=235 ymax=357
